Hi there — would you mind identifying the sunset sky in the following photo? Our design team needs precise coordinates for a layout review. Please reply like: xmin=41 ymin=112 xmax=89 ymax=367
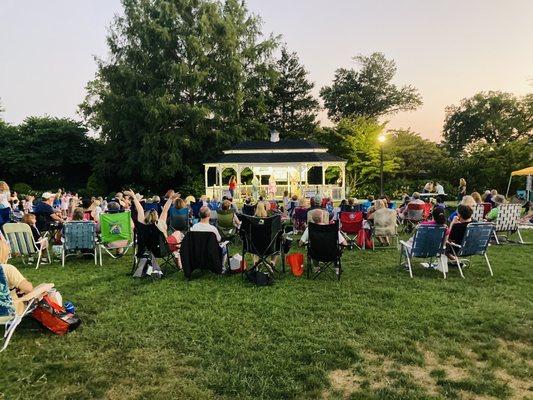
xmin=1 ymin=0 xmax=531 ymax=141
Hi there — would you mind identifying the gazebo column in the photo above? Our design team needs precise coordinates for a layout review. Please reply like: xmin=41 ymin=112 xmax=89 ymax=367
xmin=341 ymin=164 xmax=346 ymax=200
xmin=236 ymin=165 xmax=242 ymax=198
xmin=204 ymin=165 xmax=208 ymax=197
xmin=218 ymin=166 xmax=224 ymax=199
xmin=322 ymin=165 xmax=326 ymax=196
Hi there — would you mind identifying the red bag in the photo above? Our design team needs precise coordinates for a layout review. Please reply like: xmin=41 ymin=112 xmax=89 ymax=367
xmin=286 ymin=253 xmax=304 ymax=277
xmin=356 ymin=228 xmax=374 ymax=249
xmin=32 ymin=295 xmax=81 ymax=335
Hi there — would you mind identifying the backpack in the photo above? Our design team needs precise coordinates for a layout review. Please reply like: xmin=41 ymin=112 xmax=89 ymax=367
xmin=32 ymin=295 xmax=81 ymax=335
xmin=133 ymin=252 xmax=163 ymax=279
xmin=245 ymin=270 xmax=273 ymax=286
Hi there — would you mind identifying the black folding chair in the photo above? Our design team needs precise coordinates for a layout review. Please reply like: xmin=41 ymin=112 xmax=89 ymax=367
xmin=306 ymin=222 xmax=344 ymax=281
xmin=132 ymin=224 xmax=176 ymax=276
xmin=180 ymin=231 xmax=224 ymax=280
xmin=239 ymin=213 xmax=285 ymax=277
xmin=168 ymin=211 xmax=190 ymax=234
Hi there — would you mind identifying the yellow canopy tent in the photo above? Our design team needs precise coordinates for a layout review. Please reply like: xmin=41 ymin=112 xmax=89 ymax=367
xmin=506 ymin=166 xmax=533 ymax=198
xmin=511 ymin=166 xmax=533 ymax=176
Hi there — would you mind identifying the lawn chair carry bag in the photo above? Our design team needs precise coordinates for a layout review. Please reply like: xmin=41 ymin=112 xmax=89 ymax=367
xmin=32 ymin=294 xmax=81 ymax=335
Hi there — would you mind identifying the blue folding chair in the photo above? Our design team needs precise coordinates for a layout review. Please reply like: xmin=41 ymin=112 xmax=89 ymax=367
xmin=399 ymin=225 xmax=447 ymax=278
xmin=61 ymin=221 xmax=98 ymax=267
xmin=447 ymin=222 xmax=495 ymax=277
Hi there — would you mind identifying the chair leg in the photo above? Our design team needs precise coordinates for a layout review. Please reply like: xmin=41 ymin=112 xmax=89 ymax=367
xmin=406 ymin=255 xmax=413 ymax=278
xmin=99 ymin=246 xmax=103 ymax=266
xmin=517 ymin=229 xmax=525 ymax=244
xmin=36 ymin=249 xmax=42 ymax=270
xmin=61 ymin=246 xmax=65 ymax=268
xmin=484 ymin=253 xmax=493 ymax=276
xmin=493 ymin=231 xmax=500 ymax=245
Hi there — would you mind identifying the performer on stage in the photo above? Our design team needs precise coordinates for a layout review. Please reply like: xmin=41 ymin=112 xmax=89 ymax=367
xmin=251 ymin=175 xmax=260 ymax=200
xmin=268 ymin=175 xmax=277 ymax=199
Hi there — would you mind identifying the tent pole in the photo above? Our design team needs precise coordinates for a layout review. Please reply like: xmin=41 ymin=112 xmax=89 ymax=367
xmin=505 ymin=174 xmax=513 ymax=198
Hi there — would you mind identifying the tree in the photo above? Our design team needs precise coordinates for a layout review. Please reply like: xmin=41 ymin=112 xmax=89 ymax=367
xmin=320 ymin=52 xmax=422 ymax=122
xmin=443 ymin=91 xmax=533 ymax=154
xmin=386 ymin=129 xmax=447 ymax=178
xmin=454 ymin=138 xmax=532 ymax=194
xmin=0 ymin=116 xmax=97 ymax=190
xmin=81 ymin=0 xmax=278 ymax=192
xmin=268 ymin=46 xmax=319 ymax=137
xmin=313 ymin=117 xmax=399 ymax=195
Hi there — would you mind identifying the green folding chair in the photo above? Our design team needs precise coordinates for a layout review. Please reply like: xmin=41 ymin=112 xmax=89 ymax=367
xmin=98 ymin=212 xmax=134 ymax=266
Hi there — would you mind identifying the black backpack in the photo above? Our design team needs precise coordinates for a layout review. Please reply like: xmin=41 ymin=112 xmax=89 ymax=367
xmin=245 ymin=270 xmax=273 ymax=286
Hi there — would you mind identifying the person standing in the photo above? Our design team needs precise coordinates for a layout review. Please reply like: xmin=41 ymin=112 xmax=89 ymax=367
xmin=228 ymin=175 xmax=237 ymax=199
xmin=458 ymin=178 xmax=467 ymax=202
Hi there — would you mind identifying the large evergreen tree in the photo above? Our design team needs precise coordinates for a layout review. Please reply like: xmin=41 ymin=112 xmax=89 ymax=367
xmin=268 ymin=46 xmax=319 ymax=138
xmin=81 ymin=0 xmax=278 ymax=192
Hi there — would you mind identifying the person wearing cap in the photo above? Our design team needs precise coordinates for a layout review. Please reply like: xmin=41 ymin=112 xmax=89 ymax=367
xmin=33 ymin=191 xmax=65 ymax=233
xmin=485 ymin=195 xmax=506 ymax=221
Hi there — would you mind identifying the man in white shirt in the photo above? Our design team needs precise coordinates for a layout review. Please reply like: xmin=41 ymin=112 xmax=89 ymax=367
xmin=435 ymin=182 xmax=445 ymax=195
xmin=190 ymin=206 xmax=222 ymax=242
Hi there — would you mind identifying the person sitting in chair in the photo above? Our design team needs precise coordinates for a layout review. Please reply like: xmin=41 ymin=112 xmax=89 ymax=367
xmin=34 ymin=192 xmax=65 ymax=231
xmin=190 ymin=206 xmax=228 ymax=265
xmin=371 ymin=199 xmax=397 ymax=246
xmin=299 ymin=209 xmax=346 ymax=246
xmin=485 ymin=194 xmax=506 ymax=222
xmin=446 ymin=204 xmax=473 ymax=266
xmin=400 ymin=192 xmax=425 ymax=220
xmin=0 ymin=237 xmax=61 ymax=316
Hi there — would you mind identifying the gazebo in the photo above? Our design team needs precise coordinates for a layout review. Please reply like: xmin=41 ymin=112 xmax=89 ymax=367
xmin=203 ymin=132 xmax=346 ymax=201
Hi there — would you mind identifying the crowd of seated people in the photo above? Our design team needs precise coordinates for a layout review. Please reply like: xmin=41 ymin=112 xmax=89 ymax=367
xmin=1 ymin=175 xmax=530 ymax=270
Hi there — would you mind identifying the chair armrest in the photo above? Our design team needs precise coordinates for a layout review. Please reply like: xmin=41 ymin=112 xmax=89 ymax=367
xmin=16 ymin=283 xmax=54 ymax=303
xmin=399 ymin=240 xmax=411 ymax=249
xmin=446 ymin=241 xmax=462 ymax=249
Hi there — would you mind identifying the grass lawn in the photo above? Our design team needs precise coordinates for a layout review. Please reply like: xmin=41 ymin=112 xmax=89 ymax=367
xmin=1 ymin=231 xmax=532 ymax=400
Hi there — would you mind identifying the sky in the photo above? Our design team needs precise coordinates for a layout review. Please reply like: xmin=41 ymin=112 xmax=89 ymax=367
xmin=1 ymin=0 xmax=532 ymax=142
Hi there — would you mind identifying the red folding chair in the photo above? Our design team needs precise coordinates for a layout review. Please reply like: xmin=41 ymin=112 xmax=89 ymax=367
xmin=422 ymin=203 xmax=432 ymax=220
xmin=339 ymin=211 xmax=364 ymax=249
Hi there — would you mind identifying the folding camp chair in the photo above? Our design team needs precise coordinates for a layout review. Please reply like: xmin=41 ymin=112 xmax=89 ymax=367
xmin=180 ymin=231 xmax=224 ymax=280
xmin=292 ymin=207 xmax=308 ymax=233
xmin=61 ymin=221 xmax=98 ymax=267
xmin=472 ymin=204 xmax=485 ymax=221
xmin=447 ymin=222 xmax=495 ymax=277
xmin=3 ymin=223 xmax=50 ymax=269
xmin=0 ymin=208 xmax=12 ymax=234
xmin=371 ymin=210 xmax=399 ymax=250
xmin=399 ymin=225 xmax=447 ymax=278
xmin=133 ymin=223 xmax=176 ymax=275
xmin=0 ymin=271 xmax=53 ymax=352
xmin=306 ymin=222 xmax=344 ymax=281
xmin=339 ymin=211 xmax=364 ymax=249
xmin=216 ymin=209 xmax=238 ymax=243
xmin=492 ymin=204 xmax=526 ymax=244
xmin=241 ymin=203 xmax=256 ymax=216
xmin=168 ymin=209 xmax=190 ymax=234
xmin=239 ymin=213 xmax=284 ymax=276
xmin=402 ymin=203 xmax=425 ymax=233
xmin=98 ymin=211 xmax=134 ymax=265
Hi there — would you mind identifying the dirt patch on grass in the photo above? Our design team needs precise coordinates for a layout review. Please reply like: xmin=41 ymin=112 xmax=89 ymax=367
xmin=324 ymin=345 xmax=533 ymax=399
